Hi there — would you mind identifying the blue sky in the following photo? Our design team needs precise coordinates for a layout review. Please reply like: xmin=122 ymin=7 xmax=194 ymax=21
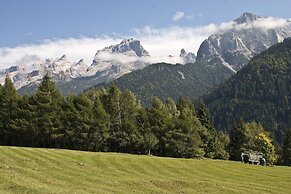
xmin=0 ymin=0 xmax=291 ymax=68
xmin=1 ymin=0 xmax=291 ymax=47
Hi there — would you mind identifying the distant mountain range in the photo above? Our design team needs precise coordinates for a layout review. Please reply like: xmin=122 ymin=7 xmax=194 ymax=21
xmin=2 ymin=38 xmax=151 ymax=90
xmin=1 ymin=12 xmax=290 ymax=97
xmin=14 ymin=38 xmax=195 ymax=95
xmin=91 ymin=13 xmax=291 ymax=104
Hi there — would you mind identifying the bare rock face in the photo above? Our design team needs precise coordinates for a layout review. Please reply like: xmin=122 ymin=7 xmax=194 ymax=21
xmin=86 ymin=38 xmax=150 ymax=80
xmin=196 ymin=12 xmax=291 ymax=71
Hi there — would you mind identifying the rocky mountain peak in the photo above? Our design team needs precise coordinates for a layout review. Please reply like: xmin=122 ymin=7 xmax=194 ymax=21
xmin=120 ymin=38 xmax=134 ymax=44
xmin=196 ymin=13 xmax=291 ymax=71
xmin=103 ymin=38 xmax=150 ymax=57
xmin=180 ymin=49 xmax=187 ymax=57
xmin=234 ymin=12 xmax=262 ymax=24
xmin=180 ymin=49 xmax=196 ymax=64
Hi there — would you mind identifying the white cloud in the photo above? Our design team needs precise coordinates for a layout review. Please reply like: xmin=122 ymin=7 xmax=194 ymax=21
xmin=172 ymin=11 xmax=195 ymax=22
xmin=0 ymin=16 xmax=290 ymax=69
xmin=95 ymin=52 xmax=184 ymax=65
xmin=172 ymin=12 xmax=185 ymax=22
xmin=0 ymin=37 xmax=120 ymax=68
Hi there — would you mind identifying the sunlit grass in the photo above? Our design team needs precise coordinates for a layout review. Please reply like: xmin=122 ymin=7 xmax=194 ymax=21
xmin=0 ymin=146 xmax=290 ymax=193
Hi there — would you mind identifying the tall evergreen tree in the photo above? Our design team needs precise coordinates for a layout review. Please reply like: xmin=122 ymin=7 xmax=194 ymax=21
xmin=29 ymin=74 xmax=64 ymax=147
xmin=282 ymin=129 xmax=291 ymax=165
xmin=118 ymin=90 xmax=141 ymax=153
xmin=166 ymin=111 xmax=205 ymax=158
xmin=135 ymin=107 xmax=158 ymax=155
xmin=228 ymin=118 xmax=248 ymax=161
xmin=103 ymin=84 xmax=122 ymax=151
xmin=197 ymin=101 xmax=213 ymax=131
xmin=148 ymin=97 xmax=173 ymax=155
xmin=91 ymin=97 xmax=110 ymax=151
xmin=0 ymin=75 xmax=20 ymax=145
xmin=9 ymin=95 xmax=35 ymax=146
xmin=61 ymin=94 xmax=95 ymax=150
xmin=197 ymin=101 xmax=229 ymax=159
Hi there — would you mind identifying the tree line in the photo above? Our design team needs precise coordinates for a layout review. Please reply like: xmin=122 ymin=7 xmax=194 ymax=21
xmin=0 ymin=74 xmax=290 ymax=165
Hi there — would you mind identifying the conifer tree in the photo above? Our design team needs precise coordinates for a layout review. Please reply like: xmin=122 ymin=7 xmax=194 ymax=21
xmin=0 ymin=75 xmax=20 ymax=145
xmin=228 ymin=118 xmax=248 ymax=160
xmin=197 ymin=101 xmax=213 ymax=131
xmin=136 ymin=107 xmax=158 ymax=155
xmin=282 ymin=129 xmax=291 ymax=165
xmin=148 ymin=97 xmax=172 ymax=155
xmin=91 ymin=97 xmax=110 ymax=151
xmin=29 ymin=74 xmax=64 ymax=147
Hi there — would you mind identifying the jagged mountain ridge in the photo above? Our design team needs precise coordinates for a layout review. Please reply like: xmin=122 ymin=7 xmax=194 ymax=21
xmin=17 ymin=39 xmax=194 ymax=95
xmin=1 ymin=38 xmax=152 ymax=89
xmin=0 ymin=55 xmax=88 ymax=89
xmin=3 ymin=38 xmax=194 ymax=92
xmin=196 ymin=12 xmax=291 ymax=71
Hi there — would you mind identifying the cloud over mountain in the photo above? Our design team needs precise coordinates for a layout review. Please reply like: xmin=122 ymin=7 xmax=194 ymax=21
xmin=0 ymin=15 xmax=290 ymax=69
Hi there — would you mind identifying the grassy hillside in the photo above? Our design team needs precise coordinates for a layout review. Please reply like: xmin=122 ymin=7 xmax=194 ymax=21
xmin=1 ymin=146 xmax=290 ymax=194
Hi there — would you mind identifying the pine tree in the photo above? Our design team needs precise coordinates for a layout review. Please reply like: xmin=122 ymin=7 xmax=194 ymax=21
xmin=118 ymin=90 xmax=141 ymax=153
xmin=102 ymin=84 xmax=122 ymax=151
xmin=197 ymin=101 xmax=213 ymax=131
xmin=61 ymin=94 xmax=94 ymax=150
xmin=282 ymin=129 xmax=291 ymax=165
xmin=197 ymin=102 xmax=229 ymax=159
xmin=8 ymin=95 xmax=35 ymax=146
xmin=148 ymin=97 xmax=172 ymax=155
xmin=29 ymin=74 xmax=64 ymax=147
xmin=0 ymin=75 xmax=20 ymax=145
xmin=228 ymin=118 xmax=248 ymax=161
xmin=136 ymin=107 xmax=158 ymax=155
xmin=91 ymin=97 xmax=110 ymax=151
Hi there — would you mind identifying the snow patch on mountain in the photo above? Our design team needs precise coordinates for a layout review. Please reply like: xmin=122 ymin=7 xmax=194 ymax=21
xmin=178 ymin=71 xmax=185 ymax=79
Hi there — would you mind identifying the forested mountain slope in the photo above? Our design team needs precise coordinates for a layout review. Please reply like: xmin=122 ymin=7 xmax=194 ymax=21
xmin=92 ymin=60 xmax=234 ymax=105
xmin=204 ymin=38 xmax=291 ymax=143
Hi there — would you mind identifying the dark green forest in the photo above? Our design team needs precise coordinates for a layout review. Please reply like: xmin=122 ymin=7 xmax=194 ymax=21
xmin=92 ymin=59 xmax=234 ymax=105
xmin=0 ymin=74 xmax=229 ymax=159
xmin=204 ymin=38 xmax=291 ymax=145
xmin=1 ymin=74 xmax=291 ymax=165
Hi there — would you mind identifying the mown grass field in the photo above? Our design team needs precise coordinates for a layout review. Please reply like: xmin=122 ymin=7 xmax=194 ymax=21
xmin=0 ymin=146 xmax=290 ymax=194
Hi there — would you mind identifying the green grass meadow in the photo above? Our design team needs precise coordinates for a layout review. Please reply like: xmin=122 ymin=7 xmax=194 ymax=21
xmin=0 ymin=146 xmax=290 ymax=193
